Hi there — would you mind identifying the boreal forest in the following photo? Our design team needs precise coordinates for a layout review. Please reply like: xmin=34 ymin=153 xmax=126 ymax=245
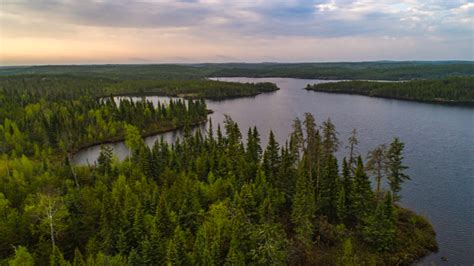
xmin=0 ymin=68 xmax=439 ymax=265
xmin=306 ymin=77 xmax=474 ymax=104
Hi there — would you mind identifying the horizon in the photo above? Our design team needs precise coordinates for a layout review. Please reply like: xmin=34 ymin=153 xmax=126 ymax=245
xmin=2 ymin=59 xmax=474 ymax=68
xmin=1 ymin=0 xmax=473 ymax=65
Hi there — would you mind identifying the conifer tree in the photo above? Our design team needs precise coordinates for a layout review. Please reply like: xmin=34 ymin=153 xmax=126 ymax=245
xmin=352 ymin=157 xmax=374 ymax=224
xmin=72 ymin=248 xmax=85 ymax=266
xmin=321 ymin=118 xmax=339 ymax=157
xmin=290 ymin=118 xmax=304 ymax=158
xmin=319 ymin=155 xmax=339 ymax=221
xmin=339 ymin=159 xmax=353 ymax=224
xmin=346 ymin=128 xmax=359 ymax=171
xmin=97 ymin=145 xmax=113 ymax=175
xmin=362 ymin=192 xmax=396 ymax=251
xmin=366 ymin=144 xmax=388 ymax=199
xmin=387 ymin=138 xmax=410 ymax=201
xmin=50 ymin=245 xmax=69 ymax=266
xmin=263 ymin=131 xmax=281 ymax=180
xmin=225 ymin=235 xmax=246 ymax=266
xmin=291 ymin=162 xmax=316 ymax=246
xmin=9 ymin=246 xmax=34 ymax=266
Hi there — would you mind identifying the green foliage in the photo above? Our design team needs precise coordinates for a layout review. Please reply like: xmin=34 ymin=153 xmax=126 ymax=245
xmin=387 ymin=138 xmax=410 ymax=201
xmin=307 ymin=77 xmax=474 ymax=103
xmin=3 ymin=62 xmax=472 ymax=80
xmin=50 ymin=245 xmax=70 ymax=266
xmin=209 ymin=62 xmax=474 ymax=80
xmin=362 ymin=193 xmax=396 ymax=252
xmin=291 ymin=162 xmax=316 ymax=246
xmin=352 ymin=157 xmax=374 ymax=224
xmin=9 ymin=246 xmax=34 ymax=266
xmin=0 ymin=68 xmax=433 ymax=265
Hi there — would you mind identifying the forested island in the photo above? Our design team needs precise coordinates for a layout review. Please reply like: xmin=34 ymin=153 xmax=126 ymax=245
xmin=0 ymin=65 xmax=446 ymax=265
xmin=306 ymin=77 xmax=474 ymax=104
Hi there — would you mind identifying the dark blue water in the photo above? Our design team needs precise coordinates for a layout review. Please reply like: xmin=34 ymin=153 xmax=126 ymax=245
xmin=73 ymin=77 xmax=474 ymax=265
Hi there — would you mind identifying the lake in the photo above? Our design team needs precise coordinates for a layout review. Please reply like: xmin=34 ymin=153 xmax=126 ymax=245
xmin=73 ymin=77 xmax=474 ymax=265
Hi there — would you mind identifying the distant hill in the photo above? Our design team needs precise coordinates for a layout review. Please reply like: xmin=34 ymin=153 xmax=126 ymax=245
xmin=1 ymin=61 xmax=473 ymax=80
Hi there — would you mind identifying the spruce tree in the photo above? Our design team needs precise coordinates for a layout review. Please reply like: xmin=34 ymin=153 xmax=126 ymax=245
xmin=291 ymin=162 xmax=316 ymax=246
xmin=362 ymin=192 xmax=396 ymax=251
xmin=321 ymin=118 xmax=339 ymax=157
xmin=319 ymin=155 xmax=340 ymax=221
xmin=366 ymin=144 xmax=388 ymax=199
xmin=263 ymin=131 xmax=281 ymax=180
xmin=387 ymin=138 xmax=410 ymax=201
xmin=352 ymin=156 xmax=374 ymax=224
xmin=9 ymin=246 xmax=34 ymax=266
xmin=346 ymin=128 xmax=359 ymax=172
xmin=339 ymin=159 xmax=353 ymax=224
xmin=97 ymin=145 xmax=113 ymax=175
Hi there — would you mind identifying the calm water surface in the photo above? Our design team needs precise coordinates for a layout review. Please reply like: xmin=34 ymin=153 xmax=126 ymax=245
xmin=73 ymin=77 xmax=474 ymax=265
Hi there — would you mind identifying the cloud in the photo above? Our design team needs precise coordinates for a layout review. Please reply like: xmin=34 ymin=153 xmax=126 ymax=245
xmin=0 ymin=0 xmax=472 ymax=64
xmin=2 ymin=0 xmax=472 ymax=38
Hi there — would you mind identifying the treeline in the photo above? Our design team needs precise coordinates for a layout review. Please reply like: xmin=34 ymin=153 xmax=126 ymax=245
xmin=1 ymin=114 xmax=437 ymax=265
xmin=0 ymin=74 xmax=278 ymax=157
xmin=306 ymin=77 xmax=474 ymax=104
xmin=208 ymin=62 xmax=474 ymax=80
xmin=0 ymin=75 xmax=279 ymax=102
xmin=1 ymin=61 xmax=473 ymax=81
xmin=0 ymin=95 xmax=207 ymax=156
xmin=103 ymin=79 xmax=278 ymax=99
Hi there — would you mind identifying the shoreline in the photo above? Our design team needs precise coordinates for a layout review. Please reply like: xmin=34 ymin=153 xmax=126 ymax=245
xmin=312 ymin=206 xmax=438 ymax=265
xmin=69 ymin=115 xmax=210 ymax=156
xmin=305 ymin=88 xmax=474 ymax=106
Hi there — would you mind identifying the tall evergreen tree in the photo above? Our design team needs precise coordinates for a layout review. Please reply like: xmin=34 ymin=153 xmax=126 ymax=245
xmin=319 ymin=155 xmax=340 ymax=221
xmin=387 ymin=138 xmax=410 ymax=201
xmin=366 ymin=144 xmax=388 ymax=199
xmin=97 ymin=145 xmax=113 ymax=175
xmin=362 ymin=192 xmax=396 ymax=251
xmin=291 ymin=162 xmax=316 ymax=246
xmin=346 ymin=128 xmax=359 ymax=172
xmin=263 ymin=131 xmax=281 ymax=181
xmin=352 ymin=157 xmax=374 ymax=224
xmin=321 ymin=118 xmax=339 ymax=158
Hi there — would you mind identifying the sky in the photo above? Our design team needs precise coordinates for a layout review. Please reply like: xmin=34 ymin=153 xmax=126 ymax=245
xmin=0 ymin=0 xmax=473 ymax=65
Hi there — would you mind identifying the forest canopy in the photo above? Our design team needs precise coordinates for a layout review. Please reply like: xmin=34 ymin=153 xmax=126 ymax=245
xmin=0 ymin=66 xmax=442 ymax=265
xmin=305 ymin=77 xmax=474 ymax=104
xmin=1 ymin=61 xmax=473 ymax=80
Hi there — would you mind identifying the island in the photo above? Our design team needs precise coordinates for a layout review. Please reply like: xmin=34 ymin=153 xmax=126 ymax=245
xmin=305 ymin=77 xmax=474 ymax=105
